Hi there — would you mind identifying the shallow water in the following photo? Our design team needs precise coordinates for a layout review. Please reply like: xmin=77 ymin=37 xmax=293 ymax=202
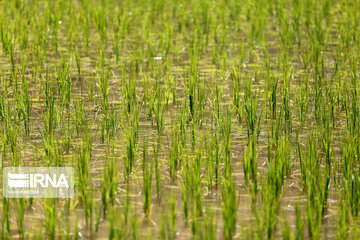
xmin=1 ymin=0 xmax=359 ymax=239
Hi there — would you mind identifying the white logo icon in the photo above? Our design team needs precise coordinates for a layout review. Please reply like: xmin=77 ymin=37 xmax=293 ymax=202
xmin=8 ymin=173 xmax=29 ymax=188
xmin=3 ymin=167 xmax=74 ymax=198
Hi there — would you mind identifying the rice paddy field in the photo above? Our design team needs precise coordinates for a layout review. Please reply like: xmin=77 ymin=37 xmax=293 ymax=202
xmin=1 ymin=0 xmax=360 ymax=239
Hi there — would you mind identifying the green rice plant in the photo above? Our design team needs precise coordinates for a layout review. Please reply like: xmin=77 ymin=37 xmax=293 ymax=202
xmin=244 ymin=76 xmax=261 ymax=138
xmin=159 ymin=193 xmax=177 ymax=240
xmin=169 ymin=128 xmax=182 ymax=180
xmin=123 ymin=65 xmax=137 ymax=113
xmin=45 ymin=73 xmax=56 ymax=139
xmin=349 ymin=174 xmax=360 ymax=217
xmin=84 ymin=191 xmax=95 ymax=236
xmin=298 ymin=73 xmax=310 ymax=125
xmin=124 ymin=127 xmax=136 ymax=181
xmin=169 ymin=74 xmax=177 ymax=105
xmin=15 ymin=199 xmax=25 ymax=239
xmin=281 ymin=61 xmax=292 ymax=134
xmin=97 ymin=52 xmax=110 ymax=115
xmin=109 ymin=206 xmax=116 ymax=239
xmin=204 ymin=209 xmax=216 ymax=240
xmin=142 ymin=139 xmax=152 ymax=218
xmin=78 ymin=130 xmax=91 ymax=202
xmin=222 ymin=175 xmax=239 ymax=240
xmin=243 ymin=136 xmax=258 ymax=191
xmin=109 ymin=207 xmax=123 ymax=239
xmin=296 ymin=133 xmax=306 ymax=187
xmin=306 ymin=196 xmax=322 ymax=239
xmin=82 ymin=13 xmax=90 ymax=55
xmin=102 ymin=154 xmax=118 ymax=218
xmin=182 ymin=151 xmax=203 ymax=218
xmin=232 ymin=66 xmax=243 ymax=123
xmin=73 ymin=218 xmax=80 ymax=240
xmin=222 ymin=106 xmax=232 ymax=178
xmin=0 ymin=18 xmax=12 ymax=53
xmin=170 ymin=193 xmax=177 ymax=239
xmin=45 ymin=199 xmax=56 ymax=239
xmin=281 ymin=220 xmax=291 ymax=240
xmin=129 ymin=211 xmax=139 ymax=240
xmin=214 ymin=84 xmax=222 ymax=121
xmin=0 ymin=82 xmax=6 ymax=121
xmin=210 ymin=118 xmax=221 ymax=187
xmin=55 ymin=57 xmax=72 ymax=111
xmin=1 ymin=198 xmax=10 ymax=239
xmin=180 ymin=180 xmax=189 ymax=223
xmin=191 ymin=205 xmax=203 ymax=239
xmin=267 ymin=136 xmax=291 ymax=197
xmin=75 ymin=48 xmax=81 ymax=80
xmin=269 ymin=77 xmax=278 ymax=120
xmin=20 ymin=59 xmax=32 ymax=136
xmin=298 ymin=134 xmax=330 ymax=238
xmin=257 ymin=177 xmax=280 ymax=240
xmin=295 ymin=204 xmax=305 ymax=240
xmin=154 ymin=91 xmax=165 ymax=134
xmin=152 ymin=141 xmax=161 ymax=200
xmin=74 ymin=99 xmax=85 ymax=134
xmin=87 ymin=73 xmax=95 ymax=100
xmin=196 ymin=76 xmax=206 ymax=126
xmin=205 ymin=137 xmax=215 ymax=191
xmin=178 ymin=101 xmax=187 ymax=143
xmin=5 ymin=104 xmax=20 ymax=165
xmin=337 ymin=192 xmax=349 ymax=240
xmin=93 ymin=5 xmax=108 ymax=44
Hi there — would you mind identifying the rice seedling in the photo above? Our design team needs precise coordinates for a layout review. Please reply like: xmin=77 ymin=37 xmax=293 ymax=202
xmin=142 ymin=139 xmax=152 ymax=218
xmin=102 ymin=150 xmax=119 ymax=218
xmin=160 ymin=192 xmax=177 ymax=240
xmin=337 ymin=192 xmax=349 ymax=240
xmin=20 ymin=59 xmax=32 ymax=136
xmin=244 ymin=75 xmax=261 ymax=138
xmin=1 ymin=198 xmax=10 ymax=239
xmin=169 ymin=128 xmax=182 ymax=180
xmin=45 ymin=199 xmax=56 ymax=239
xmin=295 ymin=204 xmax=305 ymax=240
xmin=78 ymin=131 xmax=91 ymax=202
xmin=243 ymin=136 xmax=258 ymax=191
xmin=154 ymin=91 xmax=165 ymax=135
xmin=222 ymin=175 xmax=239 ymax=240
xmin=15 ymin=198 xmax=25 ymax=238
xmin=281 ymin=220 xmax=291 ymax=240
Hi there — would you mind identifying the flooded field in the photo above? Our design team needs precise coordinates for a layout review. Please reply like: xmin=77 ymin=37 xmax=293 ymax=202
xmin=0 ymin=0 xmax=360 ymax=239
